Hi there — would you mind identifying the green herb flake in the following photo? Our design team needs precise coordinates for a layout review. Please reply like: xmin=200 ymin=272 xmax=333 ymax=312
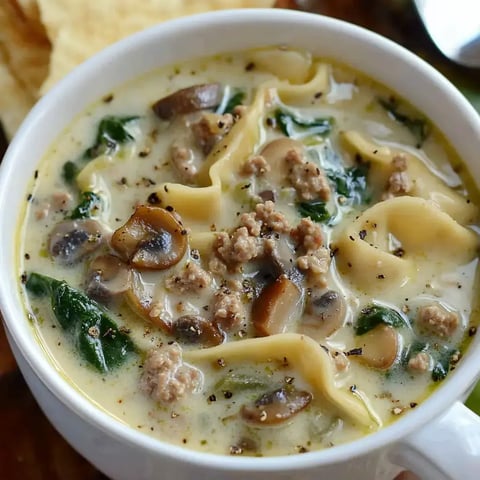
xmin=215 ymin=372 xmax=269 ymax=393
xmin=326 ymin=164 xmax=370 ymax=204
xmin=85 ymin=115 xmax=139 ymax=159
xmin=219 ymin=90 xmax=246 ymax=114
xmin=297 ymin=201 xmax=331 ymax=223
xmin=62 ymin=161 xmax=79 ymax=185
xmin=378 ymin=97 xmax=429 ymax=147
xmin=355 ymin=304 xmax=406 ymax=336
xmin=432 ymin=348 xmax=458 ymax=382
xmin=69 ymin=191 xmax=102 ymax=219
xmin=275 ymin=109 xmax=333 ymax=138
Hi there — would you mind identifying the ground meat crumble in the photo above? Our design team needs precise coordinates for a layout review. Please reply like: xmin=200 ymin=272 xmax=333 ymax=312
xmin=408 ymin=352 xmax=431 ymax=372
xmin=242 ymin=154 xmax=270 ymax=176
xmin=417 ymin=304 xmax=459 ymax=338
xmin=139 ymin=343 xmax=203 ymax=403
xmin=383 ymin=154 xmax=411 ymax=200
xmin=286 ymin=148 xmax=330 ymax=201
xmin=165 ymin=262 xmax=212 ymax=293
xmin=191 ymin=113 xmax=234 ymax=154
xmin=170 ymin=143 xmax=198 ymax=184
xmin=213 ymin=285 xmax=245 ymax=330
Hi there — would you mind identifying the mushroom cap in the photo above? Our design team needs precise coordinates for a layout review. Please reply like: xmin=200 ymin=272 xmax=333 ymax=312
xmin=49 ymin=218 xmax=104 ymax=265
xmin=111 ymin=206 xmax=187 ymax=270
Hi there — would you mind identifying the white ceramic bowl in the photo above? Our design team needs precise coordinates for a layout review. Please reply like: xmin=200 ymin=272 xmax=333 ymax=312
xmin=1 ymin=9 xmax=479 ymax=480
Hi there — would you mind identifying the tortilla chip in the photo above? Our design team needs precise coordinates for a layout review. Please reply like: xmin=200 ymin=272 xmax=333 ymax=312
xmin=38 ymin=0 xmax=274 ymax=94
xmin=0 ymin=48 xmax=36 ymax=139
xmin=0 ymin=1 xmax=51 ymax=97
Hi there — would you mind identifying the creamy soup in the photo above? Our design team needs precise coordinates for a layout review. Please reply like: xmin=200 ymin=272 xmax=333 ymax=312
xmin=19 ymin=48 xmax=480 ymax=456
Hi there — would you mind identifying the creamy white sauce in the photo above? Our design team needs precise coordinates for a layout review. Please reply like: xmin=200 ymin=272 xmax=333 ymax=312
xmin=18 ymin=49 xmax=480 ymax=456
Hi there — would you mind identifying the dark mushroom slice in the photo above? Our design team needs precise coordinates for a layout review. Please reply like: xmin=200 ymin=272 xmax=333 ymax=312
xmin=172 ymin=315 xmax=224 ymax=347
xmin=111 ymin=206 xmax=187 ymax=270
xmin=152 ymin=83 xmax=222 ymax=120
xmin=252 ymin=274 xmax=302 ymax=337
xmin=356 ymin=324 xmax=399 ymax=370
xmin=241 ymin=386 xmax=312 ymax=426
xmin=49 ymin=219 xmax=105 ymax=265
xmin=84 ymin=254 xmax=132 ymax=303
xmin=300 ymin=290 xmax=346 ymax=340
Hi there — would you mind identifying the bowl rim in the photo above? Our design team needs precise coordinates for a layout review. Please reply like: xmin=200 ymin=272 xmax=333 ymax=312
xmin=1 ymin=7 xmax=480 ymax=472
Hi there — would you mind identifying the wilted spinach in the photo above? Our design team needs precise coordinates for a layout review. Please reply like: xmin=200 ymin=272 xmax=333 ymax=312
xmin=26 ymin=273 xmax=136 ymax=373
xmin=275 ymin=109 xmax=333 ymax=138
xmin=69 ymin=191 xmax=102 ymax=219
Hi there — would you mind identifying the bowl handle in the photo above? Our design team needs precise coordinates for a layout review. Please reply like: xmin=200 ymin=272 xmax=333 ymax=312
xmin=391 ymin=402 xmax=480 ymax=479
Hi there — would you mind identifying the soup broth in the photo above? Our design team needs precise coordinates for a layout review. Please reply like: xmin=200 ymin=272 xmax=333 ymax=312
xmin=19 ymin=48 xmax=480 ymax=456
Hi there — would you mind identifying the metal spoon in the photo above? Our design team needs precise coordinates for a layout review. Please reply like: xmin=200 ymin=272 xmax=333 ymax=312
xmin=414 ymin=0 xmax=480 ymax=67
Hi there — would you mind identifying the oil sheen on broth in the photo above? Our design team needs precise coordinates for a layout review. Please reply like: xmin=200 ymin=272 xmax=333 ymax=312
xmin=19 ymin=48 xmax=480 ymax=456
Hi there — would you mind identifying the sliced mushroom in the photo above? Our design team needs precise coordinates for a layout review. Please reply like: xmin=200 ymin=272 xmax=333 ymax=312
xmin=125 ymin=270 xmax=172 ymax=333
xmin=357 ymin=324 xmax=399 ymax=370
xmin=252 ymin=274 xmax=302 ymax=337
xmin=172 ymin=315 xmax=224 ymax=347
xmin=260 ymin=138 xmax=304 ymax=186
xmin=300 ymin=290 xmax=346 ymax=340
xmin=111 ymin=206 xmax=187 ymax=270
xmin=84 ymin=254 xmax=132 ymax=303
xmin=49 ymin=219 xmax=104 ymax=265
xmin=152 ymin=83 xmax=222 ymax=120
xmin=241 ymin=386 xmax=312 ymax=425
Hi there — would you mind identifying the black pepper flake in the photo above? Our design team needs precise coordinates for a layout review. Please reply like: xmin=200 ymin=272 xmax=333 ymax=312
xmin=224 ymin=391 xmax=233 ymax=399
xmin=409 ymin=402 xmax=418 ymax=409
xmin=330 ymin=246 xmax=339 ymax=258
xmin=24 ymin=253 xmax=30 ymax=260
xmin=373 ymin=149 xmax=378 ymax=154
xmin=354 ymin=153 xmax=363 ymax=163
xmin=245 ymin=61 xmax=255 ymax=71
xmin=138 ymin=148 xmax=150 ymax=158
xmin=266 ymin=117 xmax=275 ymax=127
xmin=217 ymin=357 xmax=226 ymax=367
xmin=208 ymin=394 xmax=216 ymax=403
xmin=349 ymin=235 xmax=355 ymax=242
xmin=297 ymin=446 xmax=309 ymax=453
xmin=180 ymin=229 xmax=187 ymax=236
xmin=102 ymin=93 xmax=114 ymax=103
xmin=230 ymin=445 xmax=243 ymax=455
xmin=26 ymin=193 xmax=33 ymax=201
xmin=393 ymin=247 xmax=405 ymax=257
xmin=349 ymin=385 xmax=357 ymax=392
xmin=182 ymin=438 xmax=187 ymax=444
xmin=347 ymin=262 xmax=352 ymax=268
xmin=34 ymin=170 xmax=39 ymax=179
xmin=359 ymin=229 xmax=367 ymax=240
xmin=346 ymin=347 xmax=363 ymax=356
xmin=284 ymin=376 xmax=294 ymax=384
xmin=166 ymin=205 xmax=174 ymax=212
xmin=147 ymin=192 xmax=161 ymax=204
xmin=377 ymin=274 xmax=385 ymax=279
xmin=469 ymin=326 xmax=477 ymax=337
xmin=241 ymin=183 xmax=251 ymax=190
xmin=164 ymin=185 xmax=169 ymax=193
xmin=314 ymin=91 xmax=323 ymax=99
xmin=20 ymin=273 xmax=27 ymax=284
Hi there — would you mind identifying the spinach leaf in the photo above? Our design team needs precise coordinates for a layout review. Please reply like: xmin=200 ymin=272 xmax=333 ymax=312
xmin=432 ymin=348 xmax=458 ymax=382
xmin=62 ymin=161 xmax=79 ymax=185
xmin=218 ymin=89 xmax=246 ymax=115
xmin=378 ymin=97 xmax=429 ymax=147
xmin=69 ymin=191 xmax=102 ymax=219
xmin=84 ymin=115 xmax=139 ymax=159
xmin=26 ymin=273 xmax=136 ymax=373
xmin=355 ymin=304 xmax=406 ymax=336
xmin=326 ymin=164 xmax=369 ymax=204
xmin=297 ymin=201 xmax=331 ymax=223
xmin=275 ymin=109 xmax=333 ymax=138
xmin=215 ymin=372 xmax=269 ymax=393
